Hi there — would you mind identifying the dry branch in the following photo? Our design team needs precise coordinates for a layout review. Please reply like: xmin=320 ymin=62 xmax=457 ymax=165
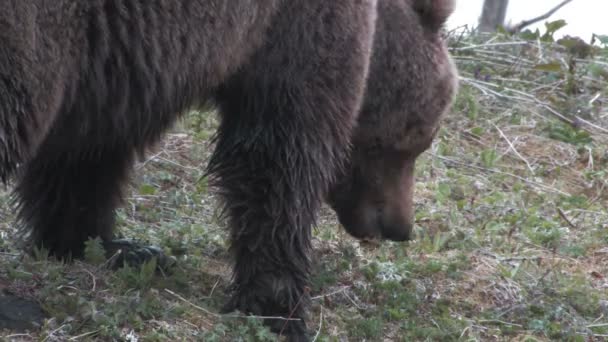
xmin=507 ymin=0 xmax=574 ymax=33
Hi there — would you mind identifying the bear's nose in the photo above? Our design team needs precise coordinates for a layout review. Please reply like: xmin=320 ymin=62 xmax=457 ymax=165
xmin=380 ymin=221 xmax=412 ymax=242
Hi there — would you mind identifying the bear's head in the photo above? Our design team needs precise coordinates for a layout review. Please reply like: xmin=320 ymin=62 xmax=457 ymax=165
xmin=328 ymin=0 xmax=458 ymax=242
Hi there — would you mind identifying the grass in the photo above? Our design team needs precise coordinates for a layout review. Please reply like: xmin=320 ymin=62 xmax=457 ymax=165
xmin=2 ymin=25 xmax=608 ymax=341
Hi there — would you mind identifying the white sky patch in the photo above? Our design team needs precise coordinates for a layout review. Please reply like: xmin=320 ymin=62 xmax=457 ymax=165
xmin=448 ymin=0 xmax=607 ymax=40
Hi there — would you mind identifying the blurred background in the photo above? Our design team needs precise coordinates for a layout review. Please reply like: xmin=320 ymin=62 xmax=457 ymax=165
xmin=449 ymin=0 xmax=607 ymax=39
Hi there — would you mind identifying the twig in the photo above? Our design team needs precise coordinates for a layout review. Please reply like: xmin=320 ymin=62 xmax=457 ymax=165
xmin=208 ymin=277 xmax=220 ymax=298
xmin=155 ymin=155 xmax=199 ymax=171
xmin=311 ymin=307 xmax=324 ymax=342
xmin=491 ymin=122 xmax=534 ymax=173
xmin=69 ymin=330 xmax=101 ymax=341
xmin=542 ymin=105 xmax=608 ymax=135
xmin=311 ymin=286 xmax=351 ymax=300
xmin=477 ymin=319 xmax=523 ymax=327
xmin=2 ymin=334 xmax=33 ymax=339
xmin=180 ymin=319 xmax=205 ymax=330
xmin=342 ymin=290 xmax=364 ymax=310
xmin=136 ymin=150 xmax=164 ymax=170
xmin=42 ymin=324 xmax=68 ymax=342
xmin=452 ymin=41 xmax=530 ymax=52
xmin=589 ymin=92 xmax=602 ymax=106
xmin=507 ymin=0 xmax=574 ymax=33
xmin=164 ymin=288 xmax=301 ymax=321
xmin=587 ymin=146 xmax=594 ymax=170
xmin=478 ymin=249 xmax=543 ymax=263
xmin=279 ymin=287 xmax=310 ymax=337
xmin=459 ymin=326 xmax=471 ymax=339
xmin=432 ymin=154 xmax=570 ymax=196
xmin=574 ymin=116 xmax=608 ymax=135
xmin=461 ymin=77 xmax=539 ymax=103
xmin=557 ymin=208 xmax=577 ymax=229
xmin=83 ymin=268 xmax=97 ymax=292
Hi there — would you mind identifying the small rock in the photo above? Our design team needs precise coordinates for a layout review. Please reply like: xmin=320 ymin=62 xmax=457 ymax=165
xmin=0 ymin=295 xmax=46 ymax=331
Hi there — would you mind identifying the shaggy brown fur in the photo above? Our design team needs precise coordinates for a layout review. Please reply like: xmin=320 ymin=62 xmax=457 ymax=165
xmin=0 ymin=0 xmax=457 ymax=340
xmin=329 ymin=0 xmax=458 ymax=243
xmin=1 ymin=1 xmax=376 ymax=340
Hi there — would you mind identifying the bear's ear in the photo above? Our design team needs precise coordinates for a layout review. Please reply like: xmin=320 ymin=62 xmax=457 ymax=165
xmin=412 ymin=0 xmax=455 ymax=32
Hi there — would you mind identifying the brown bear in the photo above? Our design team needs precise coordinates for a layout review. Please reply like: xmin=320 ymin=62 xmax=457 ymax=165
xmin=0 ymin=0 xmax=457 ymax=340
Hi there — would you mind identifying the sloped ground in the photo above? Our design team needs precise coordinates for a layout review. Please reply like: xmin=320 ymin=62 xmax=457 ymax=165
xmin=2 ymin=27 xmax=608 ymax=341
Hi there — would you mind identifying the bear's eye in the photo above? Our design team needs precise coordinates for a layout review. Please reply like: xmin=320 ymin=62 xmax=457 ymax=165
xmin=393 ymin=124 xmax=438 ymax=156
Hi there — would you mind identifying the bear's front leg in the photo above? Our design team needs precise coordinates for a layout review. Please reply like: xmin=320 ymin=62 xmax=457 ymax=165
xmin=221 ymin=265 xmax=311 ymax=340
xmin=206 ymin=129 xmax=317 ymax=341
xmin=208 ymin=1 xmax=377 ymax=340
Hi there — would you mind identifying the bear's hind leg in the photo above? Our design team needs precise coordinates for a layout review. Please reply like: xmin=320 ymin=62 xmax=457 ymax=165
xmin=13 ymin=143 xmax=133 ymax=260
